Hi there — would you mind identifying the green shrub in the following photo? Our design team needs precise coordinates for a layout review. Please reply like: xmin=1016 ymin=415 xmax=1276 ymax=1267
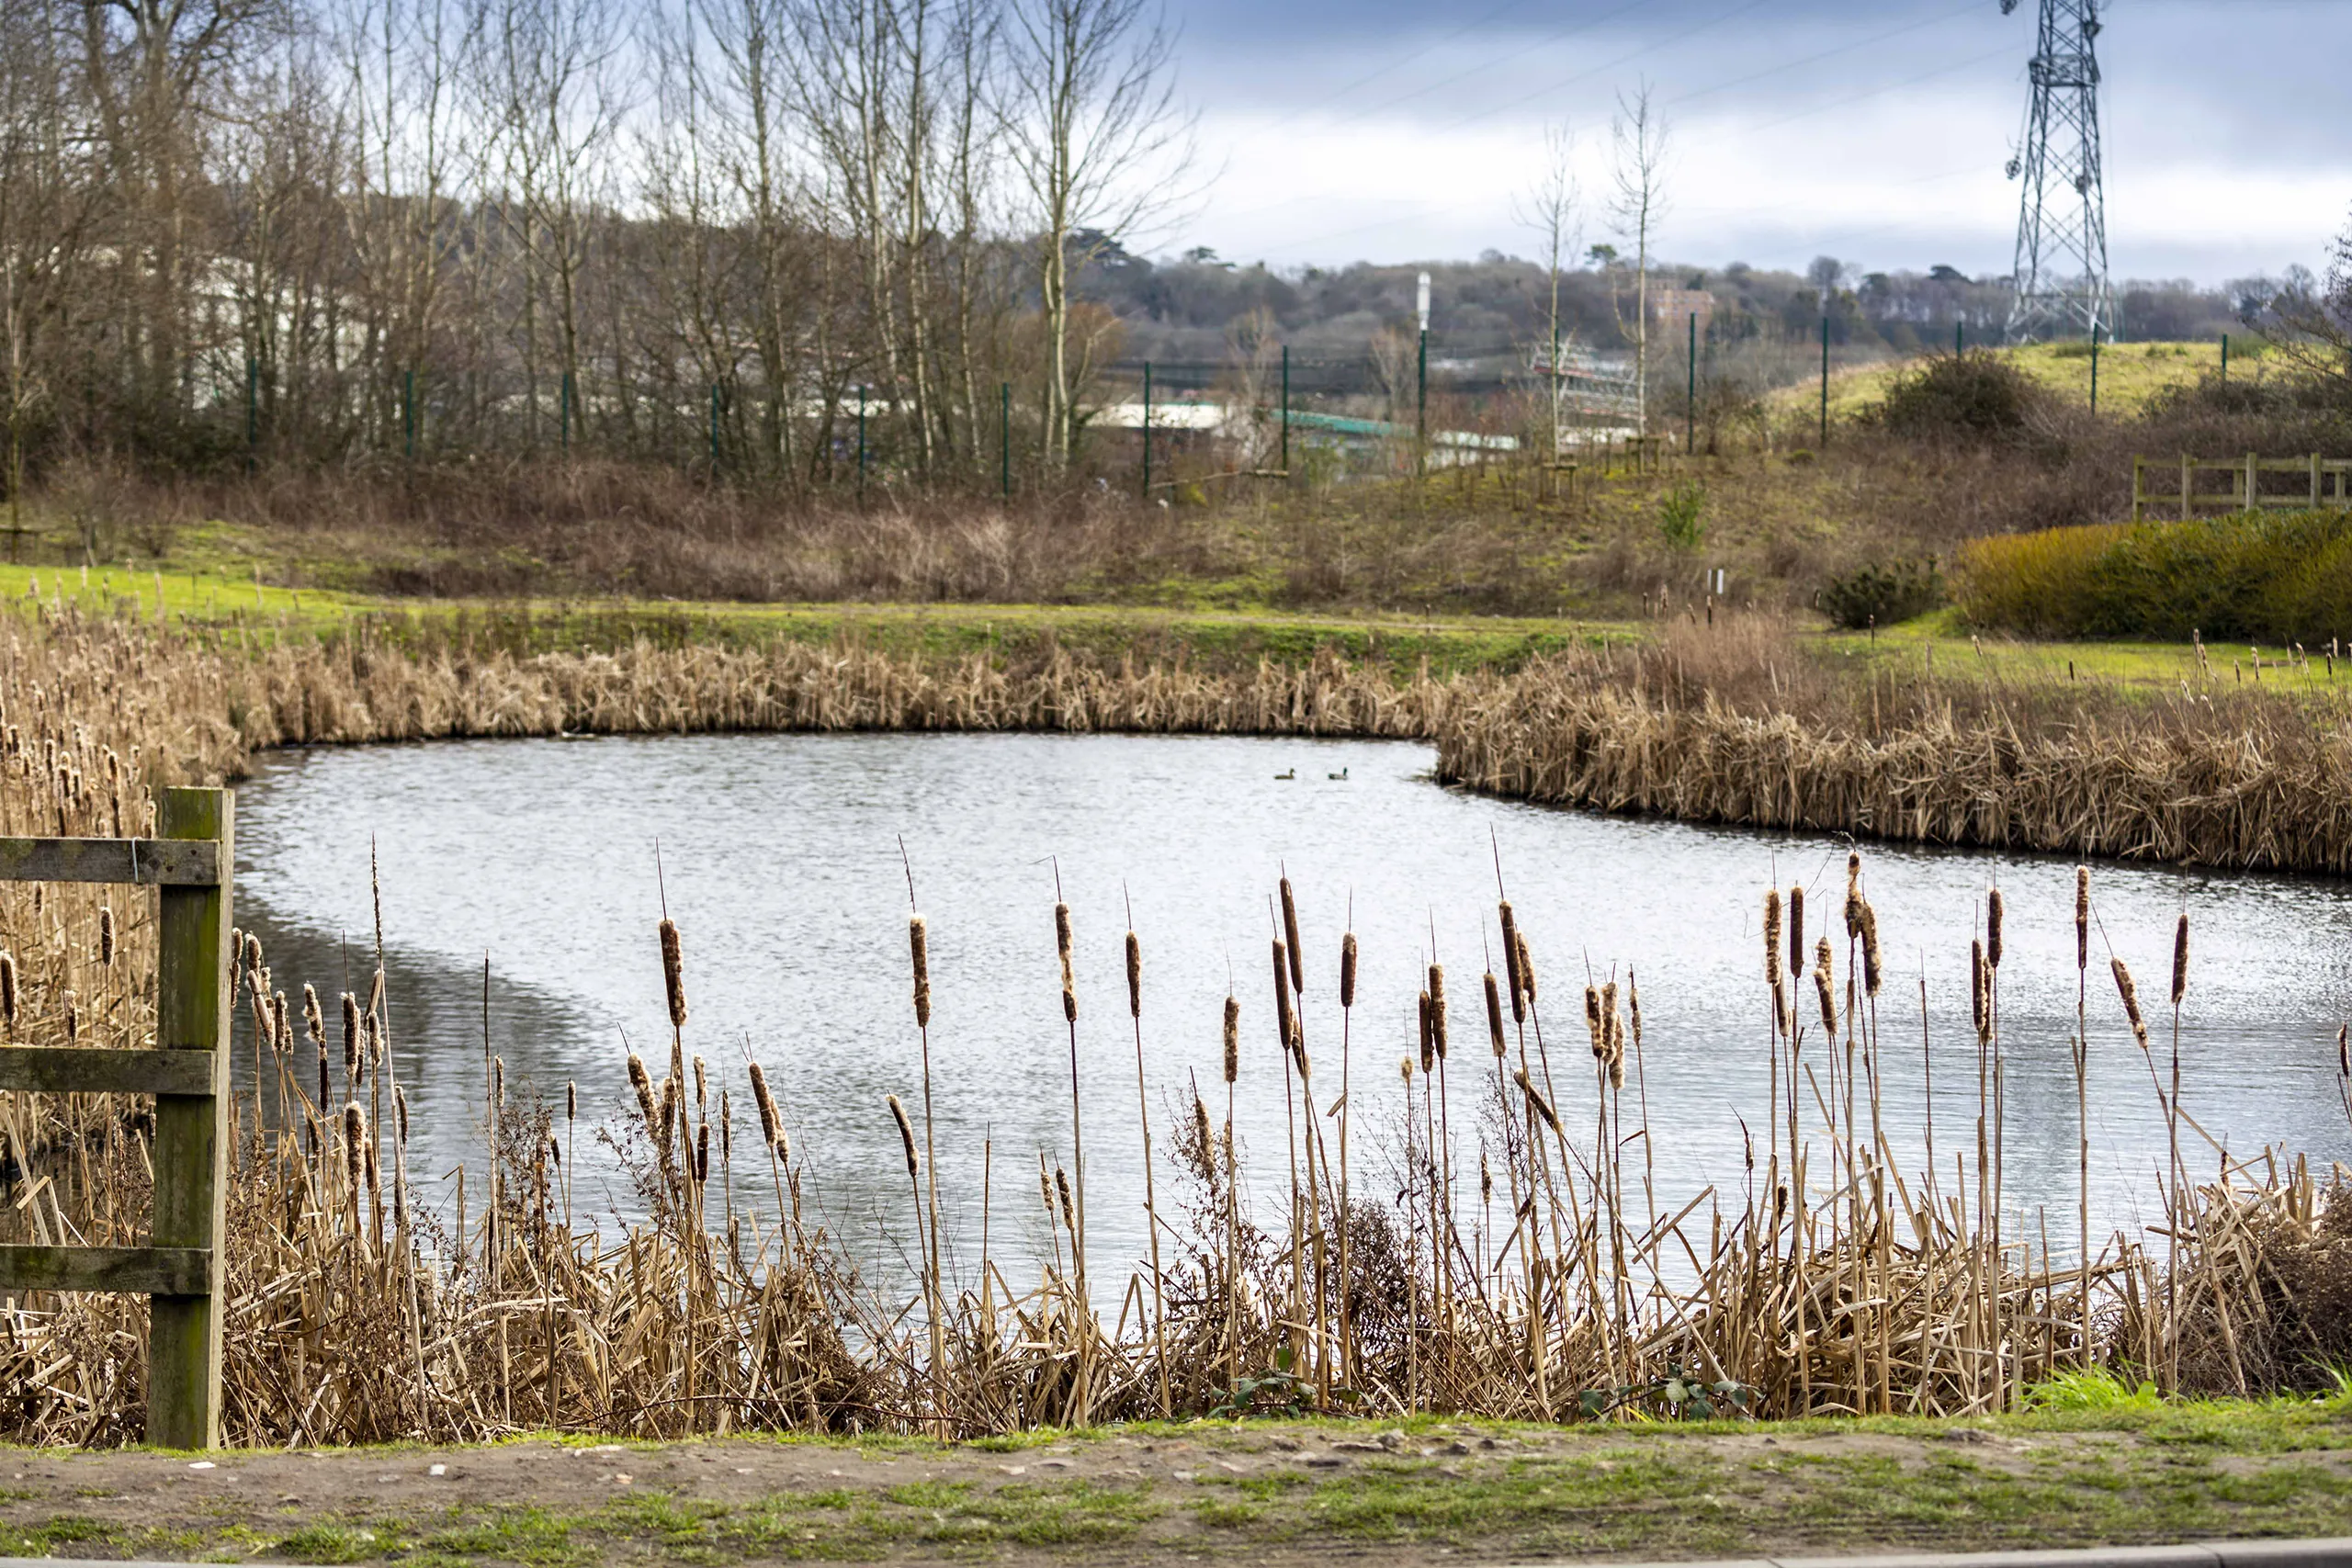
xmin=1959 ymin=510 xmax=2352 ymax=642
xmin=1867 ymin=351 xmax=2047 ymax=442
xmin=1657 ymin=479 xmax=1706 ymax=551
xmin=1820 ymin=557 xmax=1944 ymax=629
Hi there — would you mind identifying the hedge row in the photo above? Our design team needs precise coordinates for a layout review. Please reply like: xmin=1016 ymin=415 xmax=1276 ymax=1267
xmin=1957 ymin=510 xmax=2352 ymax=644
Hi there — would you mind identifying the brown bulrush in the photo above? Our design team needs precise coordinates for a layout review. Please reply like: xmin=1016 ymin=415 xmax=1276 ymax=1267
xmin=888 ymin=1095 xmax=919 ymax=1179
xmin=97 ymin=905 xmax=113 ymax=966
xmin=1427 ymin=964 xmax=1447 ymax=1059
xmin=1484 ymin=971 xmax=1507 ymax=1056
xmin=1500 ymin=901 xmax=1526 ymax=1022
xmin=660 ymin=919 xmax=687 ymax=1030
xmin=1125 ymin=931 xmax=1141 ymax=1019
xmin=750 ymin=1062 xmax=785 ymax=1156
xmin=1 ymin=950 xmax=17 ymax=1034
xmin=1222 ymin=995 xmax=1239 ymax=1084
xmin=1844 ymin=852 xmax=1864 ymax=939
xmin=1814 ymin=939 xmax=1837 ymax=1039
xmin=1764 ymin=888 xmax=1783 ymax=985
xmin=1055 ymin=903 xmax=1076 ymax=1023
xmin=910 ymin=916 xmax=932 ymax=1028
xmin=1971 ymin=940 xmax=1990 ymax=1044
xmin=2076 ymin=866 xmax=2092 ymax=970
xmin=2112 ymin=957 xmax=2151 ymax=1050
xmin=1987 ymin=886 xmax=2006 ymax=971
xmin=2172 ymin=912 xmax=2189 ymax=1008
xmin=1340 ymin=932 xmax=1358 ymax=1009
xmin=1787 ymin=885 xmax=1804 ymax=977
xmin=1280 ymin=877 xmax=1305 ymax=995
xmin=1418 ymin=991 xmax=1434 ymax=1073
xmin=1860 ymin=902 xmax=1883 ymax=997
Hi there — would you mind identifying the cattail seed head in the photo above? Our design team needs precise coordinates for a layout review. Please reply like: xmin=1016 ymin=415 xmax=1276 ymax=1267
xmin=1417 ymin=990 xmax=1434 ymax=1073
xmin=1860 ymin=902 xmax=1883 ymax=998
xmin=2075 ymin=866 xmax=2091 ymax=970
xmin=750 ymin=1060 xmax=783 ymax=1152
xmin=394 ymin=1083 xmax=409 ymax=1147
xmin=1055 ymin=903 xmax=1075 ymax=1019
xmin=2171 ymin=912 xmax=2189 ymax=1008
xmin=2337 ymin=1024 xmax=2347 ymax=1080
xmin=1193 ymin=1094 xmax=1213 ymax=1161
xmin=0 ymin=951 xmax=16 ymax=1029
xmin=97 ymin=905 xmax=113 ymax=966
xmin=693 ymin=1054 xmax=707 ymax=1109
xmin=1340 ymin=932 xmax=1358 ymax=1009
xmin=695 ymin=1122 xmax=710 ymax=1182
xmin=628 ymin=1054 xmax=659 ymax=1130
xmin=1515 ymin=1067 xmax=1560 ymax=1132
xmin=2111 ymin=957 xmax=2150 ymax=1051
xmin=1427 ymin=964 xmax=1447 ymax=1059
xmin=1480 ymin=1148 xmax=1492 ymax=1204
xmin=1815 ymin=957 xmax=1837 ymax=1042
xmin=492 ymin=1055 xmax=504 ymax=1106
xmin=1484 ymin=971 xmax=1506 ymax=1057
xmin=1787 ymin=886 xmax=1804 ymax=977
xmin=888 ymin=1094 xmax=918 ymax=1178
xmin=659 ymin=918 xmax=687 ymax=1029
xmin=275 ymin=991 xmax=293 ymax=1055
xmin=1513 ymin=927 xmax=1537 ymax=1010
xmin=1222 ymin=995 xmax=1239 ymax=1084
xmin=61 ymin=990 xmax=75 ymax=1045
xmin=1986 ymin=887 xmax=2006 ymax=971
xmin=243 ymin=932 xmax=262 ymax=972
xmin=1291 ymin=1021 xmax=1311 ymax=1080
xmin=344 ymin=1102 xmax=366 ymax=1194
xmin=1125 ymin=930 xmax=1141 ymax=1019
xmin=1628 ymin=971 xmax=1644 ymax=1048
xmin=566 ymin=1081 xmax=576 ymax=1122
xmin=1280 ymin=878 xmax=1304 ymax=994
xmin=1763 ymin=889 xmax=1783 ymax=985
xmin=1499 ymin=902 xmax=1524 ymax=1021
xmin=1054 ymin=1165 xmax=1075 ymax=1231
xmin=340 ymin=991 xmax=358 ymax=1064
xmin=909 ymin=915 xmax=931 ymax=1028
xmin=1271 ymin=941 xmax=1295 ymax=1049
xmin=302 ymin=984 xmax=323 ymax=1044
xmin=548 ymin=1134 xmax=561 ymax=1170
xmin=1399 ymin=1055 xmax=1414 ymax=1084
xmin=1583 ymin=984 xmax=1602 ymax=1055
xmin=719 ymin=1091 xmax=731 ymax=1159
xmin=1971 ymin=940 xmax=1990 ymax=1043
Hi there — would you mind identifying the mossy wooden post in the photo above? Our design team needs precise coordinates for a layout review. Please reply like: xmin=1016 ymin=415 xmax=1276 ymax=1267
xmin=152 ymin=785 xmax=231 ymax=1450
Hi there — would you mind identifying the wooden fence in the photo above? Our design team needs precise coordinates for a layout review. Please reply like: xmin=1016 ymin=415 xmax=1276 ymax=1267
xmin=2132 ymin=454 xmax=2352 ymax=521
xmin=0 ymin=786 xmax=231 ymax=1450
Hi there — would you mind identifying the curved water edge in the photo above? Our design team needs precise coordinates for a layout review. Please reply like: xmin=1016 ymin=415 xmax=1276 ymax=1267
xmin=232 ymin=728 xmax=2352 ymax=1294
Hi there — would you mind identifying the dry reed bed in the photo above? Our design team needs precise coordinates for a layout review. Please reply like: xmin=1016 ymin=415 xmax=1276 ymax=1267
xmin=1 ymin=605 xmax=2351 ymax=1444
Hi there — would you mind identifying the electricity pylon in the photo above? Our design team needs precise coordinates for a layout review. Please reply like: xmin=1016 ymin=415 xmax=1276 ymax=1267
xmin=2002 ymin=0 xmax=2111 ymax=342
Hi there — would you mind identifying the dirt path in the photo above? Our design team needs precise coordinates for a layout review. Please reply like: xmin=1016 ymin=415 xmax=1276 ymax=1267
xmin=6 ymin=1412 xmax=2352 ymax=1567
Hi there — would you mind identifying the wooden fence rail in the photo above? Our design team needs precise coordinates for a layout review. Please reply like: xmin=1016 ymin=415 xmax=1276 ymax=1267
xmin=0 ymin=787 xmax=231 ymax=1450
xmin=2132 ymin=453 xmax=2352 ymax=521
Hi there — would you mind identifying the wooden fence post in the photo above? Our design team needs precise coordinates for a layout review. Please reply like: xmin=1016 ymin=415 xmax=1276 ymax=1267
xmin=2132 ymin=457 xmax=2144 ymax=523
xmin=149 ymin=786 xmax=232 ymax=1450
xmin=2180 ymin=454 xmax=2192 ymax=522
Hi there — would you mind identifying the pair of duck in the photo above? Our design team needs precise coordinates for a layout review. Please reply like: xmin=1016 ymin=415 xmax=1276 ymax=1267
xmin=1273 ymin=766 xmax=1348 ymax=781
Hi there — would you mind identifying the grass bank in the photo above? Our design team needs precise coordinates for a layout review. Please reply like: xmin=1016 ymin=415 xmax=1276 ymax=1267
xmin=7 ymin=1401 xmax=2352 ymax=1566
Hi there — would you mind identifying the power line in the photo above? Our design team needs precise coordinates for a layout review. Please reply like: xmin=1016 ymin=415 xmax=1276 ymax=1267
xmin=1662 ymin=0 xmax=1984 ymax=108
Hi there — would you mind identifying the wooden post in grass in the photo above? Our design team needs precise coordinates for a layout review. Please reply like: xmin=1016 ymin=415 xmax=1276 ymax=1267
xmin=0 ymin=786 xmax=232 ymax=1450
xmin=150 ymin=785 xmax=232 ymax=1450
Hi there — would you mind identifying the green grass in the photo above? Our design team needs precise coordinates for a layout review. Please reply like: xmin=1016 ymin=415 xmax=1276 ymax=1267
xmin=1775 ymin=340 xmax=2236 ymax=423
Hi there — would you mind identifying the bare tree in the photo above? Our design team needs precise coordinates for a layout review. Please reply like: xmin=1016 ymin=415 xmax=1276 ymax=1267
xmin=1605 ymin=81 xmax=1668 ymax=433
xmin=1515 ymin=120 xmax=1578 ymax=463
xmin=999 ymin=0 xmax=1187 ymax=468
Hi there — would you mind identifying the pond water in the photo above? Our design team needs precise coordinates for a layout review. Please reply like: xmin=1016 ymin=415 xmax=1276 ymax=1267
xmin=235 ymin=731 xmax=2352 ymax=1292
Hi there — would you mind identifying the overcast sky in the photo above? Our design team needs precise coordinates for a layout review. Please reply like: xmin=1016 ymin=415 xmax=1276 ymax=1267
xmin=1159 ymin=0 xmax=2352 ymax=282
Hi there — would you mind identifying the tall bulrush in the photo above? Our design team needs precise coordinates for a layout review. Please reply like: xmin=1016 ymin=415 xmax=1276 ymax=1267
xmin=1125 ymin=918 xmax=1170 ymax=1416
xmin=906 ymin=910 xmax=945 ymax=1414
xmin=1051 ymin=889 xmax=1089 ymax=1421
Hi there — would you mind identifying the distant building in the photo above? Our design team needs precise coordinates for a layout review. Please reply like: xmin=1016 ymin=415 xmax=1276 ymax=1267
xmin=1650 ymin=288 xmax=1716 ymax=328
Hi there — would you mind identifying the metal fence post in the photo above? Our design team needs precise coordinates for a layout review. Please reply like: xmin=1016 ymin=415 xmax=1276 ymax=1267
xmin=1141 ymin=361 xmax=1152 ymax=499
